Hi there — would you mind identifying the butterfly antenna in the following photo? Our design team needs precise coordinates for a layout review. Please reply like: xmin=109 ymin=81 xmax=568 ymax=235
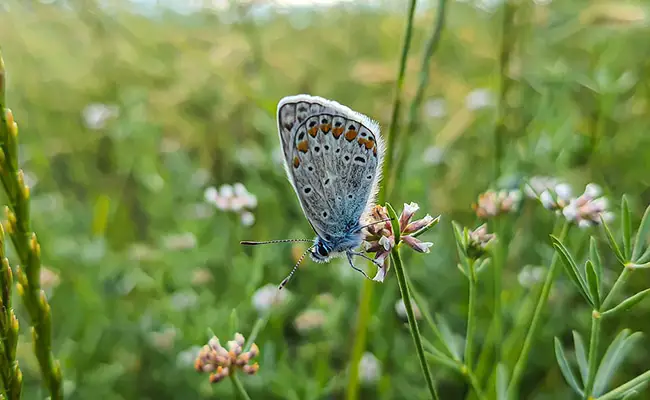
xmin=240 ymin=239 xmax=313 ymax=246
xmin=356 ymin=218 xmax=394 ymax=232
xmin=278 ymin=246 xmax=313 ymax=290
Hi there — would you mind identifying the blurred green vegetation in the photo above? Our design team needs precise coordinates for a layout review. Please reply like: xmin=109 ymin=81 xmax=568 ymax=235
xmin=1 ymin=0 xmax=650 ymax=399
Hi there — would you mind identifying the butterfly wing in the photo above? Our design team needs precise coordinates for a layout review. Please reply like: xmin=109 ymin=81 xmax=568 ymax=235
xmin=277 ymin=94 xmax=385 ymax=241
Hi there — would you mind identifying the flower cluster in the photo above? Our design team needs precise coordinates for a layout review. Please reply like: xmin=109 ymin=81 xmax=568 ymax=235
xmin=363 ymin=202 xmax=437 ymax=282
xmin=562 ymin=184 xmax=613 ymax=228
xmin=204 ymin=183 xmax=257 ymax=226
xmin=526 ymin=179 xmax=613 ymax=228
xmin=473 ymin=189 xmax=522 ymax=219
xmin=467 ymin=224 xmax=496 ymax=260
xmin=194 ymin=333 xmax=259 ymax=384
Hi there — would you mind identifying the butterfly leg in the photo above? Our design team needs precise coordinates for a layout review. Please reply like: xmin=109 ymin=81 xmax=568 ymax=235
xmin=349 ymin=251 xmax=385 ymax=270
xmin=345 ymin=252 xmax=372 ymax=280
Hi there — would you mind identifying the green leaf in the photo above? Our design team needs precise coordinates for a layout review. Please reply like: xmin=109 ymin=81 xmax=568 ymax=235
xmin=632 ymin=204 xmax=650 ymax=261
xmin=593 ymin=330 xmax=643 ymax=396
xmin=554 ymin=337 xmax=584 ymax=396
xmin=476 ymin=258 xmax=491 ymax=276
xmin=601 ymin=215 xmax=626 ymax=264
xmin=589 ymin=237 xmax=603 ymax=290
xmin=586 ymin=260 xmax=601 ymax=308
xmin=622 ymin=195 xmax=632 ymax=260
xmin=551 ymin=236 xmax=594 ymax=307
xmin=496 ymin=363 xmax=509 ymax=400
xmin=435 ymin=313 xmax=461 ymax=360
xmin=412 ymin=215 xmax=441 ymax=238
xmin=229 ymin=308 xmax=239 ymax=334
xmin=424 ymin=351 xmax=459 ymax=371
xmin=602 ymin=289 xmax=650 ymax=318
xmin=385 ymin=202 xmax=401 ymax=245
xmin=572 ymin=330 xmax=589 ymax=385
xmin=621 ymin=380 xmax=650 ymax=400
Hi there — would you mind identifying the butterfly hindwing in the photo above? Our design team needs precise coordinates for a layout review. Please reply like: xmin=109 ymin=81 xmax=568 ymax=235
xmin=277 ymin=95 xmax=384 ymax=241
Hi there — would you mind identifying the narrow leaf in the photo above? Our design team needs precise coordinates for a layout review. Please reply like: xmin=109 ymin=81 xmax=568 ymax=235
xmin=551 ymin=236 xmax=594 ymax=307
xmin=589 ymin=237 xmax=603 ymax=289
xmin=554 ymin=337 xmax=584 ymax=396
xmin=601 ymin=215 xmax=626 ymax=264
xmin=229 ymin=308 xmax=239 ymax=334
xmin=602 ymin=289 xmax=650 ymax=318
xmin=622 ymin=195 xmax=632 ymax=260
xmin=413 ymin=215 xmax=441 ymax=238
xmin=586 ymin=260 xmax=601 ymax=308
xmin=476 ymin=258 xmax=491 ymax=276
xmin=435 ymin=313 xmax=460 ymax=360
xmin=385 ymin=202 xmax=401 ymax=245
xmin=622 ymin=380 xmax=649 ymax=400
xmin=632 ymin=204 xmax=650 ymax=261
xmin=451 ymin=221 xmax=467 ymax=256
xmin=593 ymin=330 xmax=642 ymax=396
xmin=572 ymin=330 xmax=589 ymax=385
xmin=425 ymin=351 xmax=459 ymax=371
xmin=496 ymin=363 xmax=509 ymax=400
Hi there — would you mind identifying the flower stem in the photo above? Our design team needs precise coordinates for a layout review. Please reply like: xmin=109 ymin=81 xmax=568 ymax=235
xmin=346 ymin=1 xmax=418 ymax=398
xmin=391 ymin=247 xmax=439 ymax=400
xmin=596 ymin=369 xmax=650 ymax=400
xmin=230 ymin=374 xmax=252 ymax=400
xmin=464 ymin=259 xmax=478 ymax=371
xmin=490 ymin=218 xmax=505 ymax=363
xmin=0 ymin=225 xmax=21 ymax=400
xmin=494 ymin=0 xmax=518 ymax=180
xmin=507 ymin=221 xmax=571 ymax=398
xmin=584 ymin=313 xmax=601 ymax=399
xmin=392 ymin=0 xmax=448 ymax=189
xmin=602 ymin=266 xmax=631 ymax=310
xmin=0 ymin=51 xmax=63 ymax=400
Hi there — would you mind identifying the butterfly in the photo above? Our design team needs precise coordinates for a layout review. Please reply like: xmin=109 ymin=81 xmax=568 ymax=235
xmin=241 ymin=94 xmax=388 ymax=289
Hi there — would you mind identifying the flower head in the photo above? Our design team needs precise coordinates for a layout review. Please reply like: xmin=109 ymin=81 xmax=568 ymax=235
xmin=473 ymin=189 xmax=522 ymax=219
xmin=467 ymin=224 xmax=496 ymax=260
xmin=204 ymin=183 xmax=257 ymax=226
xmin=562 ymin=184 xmax=613 ymax=228
xmin=358 ymin=352 xmax=382 ymax=385
xmin=362 ymin=203 xmax=438 ymax=282
xmin=194 ymin=333 xmax=260 ymax=384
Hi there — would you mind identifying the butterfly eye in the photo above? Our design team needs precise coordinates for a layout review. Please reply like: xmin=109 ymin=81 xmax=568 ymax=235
xmin=317 ymin=244 xmax=328 ymax=257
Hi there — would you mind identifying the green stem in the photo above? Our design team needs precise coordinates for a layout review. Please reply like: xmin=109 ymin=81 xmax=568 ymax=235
xmin=596 ymin=369 xmax=650 ymax=400
xmin=380 ymin=0 xmax=418 ymax=189
xmin=507 ymin=221 xmax=571 ymax=399
xmin=602 ymin=266 xmax=631 ymax=311
xmin=465 ymin=367 xmax=487 ymax=400
xmin=465 ymin=259 xmax=477 ymax=371
xmin=392 ymin=247 xmax=439 ymax=400
xmin=346 ymin=1 xmax=418 ymax=398
xmin=494 ymin=0 xmax=518 ymax=180
xmin=230 ymin=374 xmax=252 ymax=400
xmin=584 ymin=314 xmax=601 ymax=399
xmin=392 ymin=0 xmax=448 ymax=189
xmin=491 ymin=218 xmax=505 ymax=363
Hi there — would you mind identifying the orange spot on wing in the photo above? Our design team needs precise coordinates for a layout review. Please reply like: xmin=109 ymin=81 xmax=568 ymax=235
xmin=320 ymin=123 xmax=332 ymax=133
xmin=345 ymin=130 xmax=358 ymax=141
xmin=297 ymin=140 xmax=309 ymax=153
xmin=332 ymin=127 xmax=344 ymax=138
xmin=293 ymin=156 xmax=300 ymax=168
xmin=308 ymin=126 xmax=318 ymax=137
xmin=373 ymin=146 xmax=377 ymax=156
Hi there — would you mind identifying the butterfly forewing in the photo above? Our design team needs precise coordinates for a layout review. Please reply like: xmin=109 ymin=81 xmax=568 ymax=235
xmin=277 ymin=95 xmax=384 ymax=241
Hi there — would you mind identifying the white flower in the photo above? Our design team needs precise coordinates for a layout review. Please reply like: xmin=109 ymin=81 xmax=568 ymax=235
xmin=218 ymin=184 xmax=234 ymax=198
xmin=233 ymin=182 xmax=248 ymax=197
xmin=424 ymin=98 xmax=447 ymax=118
xmin=584 ymin=183 xmax=602 ymax=198
xmin=540 ymin=190 xmax=554 ymax=209
xmin=241 ymin=211 xmax=255 ymax=226
xmin=252 ymin=283 xmax=288 ymax=314
xmin=422 ymin=146 xmax=445 ymax=166
xmin=82 ymin=103 xmax=119 ymax=130
xmin=204 ymin=186 xmax=218 ymax=204
xmin=555 ymin=183 xmax=573 ymax=201
xmin=465 ymin=88 xmax=494 ymax=110
xmin=358 ymin=352 xmax=381 ymax=385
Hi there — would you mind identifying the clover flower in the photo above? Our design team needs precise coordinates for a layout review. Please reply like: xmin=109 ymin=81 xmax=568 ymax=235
xmin=524 ymin=176 xmax=563 ymax=199
xmin=204 ymin=183 xmax=257 ymax=226
xmin=362 ymin=202 xmax=438 ymax=282
xmin=467 ymin=223 xmax=496 ymax=260
xmin=251 ymin=283 xmax=289 ymax=314
xmin=194 ymin=333 xmax=260 ymax=384
xmin=562 ymin=183 xmax=613 ymax=228
xmin=473 ymin=189 xmax=522 ymax=219
xmin=358 ymin=352 xmax=382 ymax=385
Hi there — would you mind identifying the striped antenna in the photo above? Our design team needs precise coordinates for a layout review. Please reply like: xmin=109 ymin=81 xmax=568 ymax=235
xmin=240 ymin=239 xmax=313 ymax=246
xmin=278 ymin=245 xmax=313 ymax=290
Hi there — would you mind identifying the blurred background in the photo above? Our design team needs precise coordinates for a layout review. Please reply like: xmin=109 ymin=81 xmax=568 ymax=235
xmin=1 ymin=0 xmax=650 ymax=399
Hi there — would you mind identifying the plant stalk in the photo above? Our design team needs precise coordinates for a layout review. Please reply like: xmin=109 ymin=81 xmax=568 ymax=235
xmin=602 ymin=266 xmax=631 ymax=311
xmin=391 ymin=246 xmax=439 ymax=400
xmin=465 ymin=259 xmax=478 ymax=372
xmin=596 ymin=370 xmax=650 ymax=400
xmin=230 ymin=374 xmax=252 ymax=400
xmin=507 ymin=221 xmax=571 ymax=398
xmin=584 ymin=313 xmax=601 ymax=398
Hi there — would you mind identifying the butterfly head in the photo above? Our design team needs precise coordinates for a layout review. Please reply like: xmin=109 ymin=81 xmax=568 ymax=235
xmin=309 ymin=238 xmax=332 ymax=263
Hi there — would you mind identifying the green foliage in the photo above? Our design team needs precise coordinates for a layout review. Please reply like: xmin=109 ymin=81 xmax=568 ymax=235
xmin=0 ymin=0 xmax=649 ymax=399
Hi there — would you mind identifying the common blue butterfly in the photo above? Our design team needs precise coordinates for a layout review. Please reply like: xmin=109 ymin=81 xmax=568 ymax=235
xmin=241 ymin=94 xmax=387 ymax=289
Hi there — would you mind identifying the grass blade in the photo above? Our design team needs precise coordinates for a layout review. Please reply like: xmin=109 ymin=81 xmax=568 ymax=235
xmin=622 ymin=195 xmax=632 ymax=260
xmin=554 ymin=337 xmax=584 ymax=396
xmin=632 ymin=204 xmax=650 ymax=261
